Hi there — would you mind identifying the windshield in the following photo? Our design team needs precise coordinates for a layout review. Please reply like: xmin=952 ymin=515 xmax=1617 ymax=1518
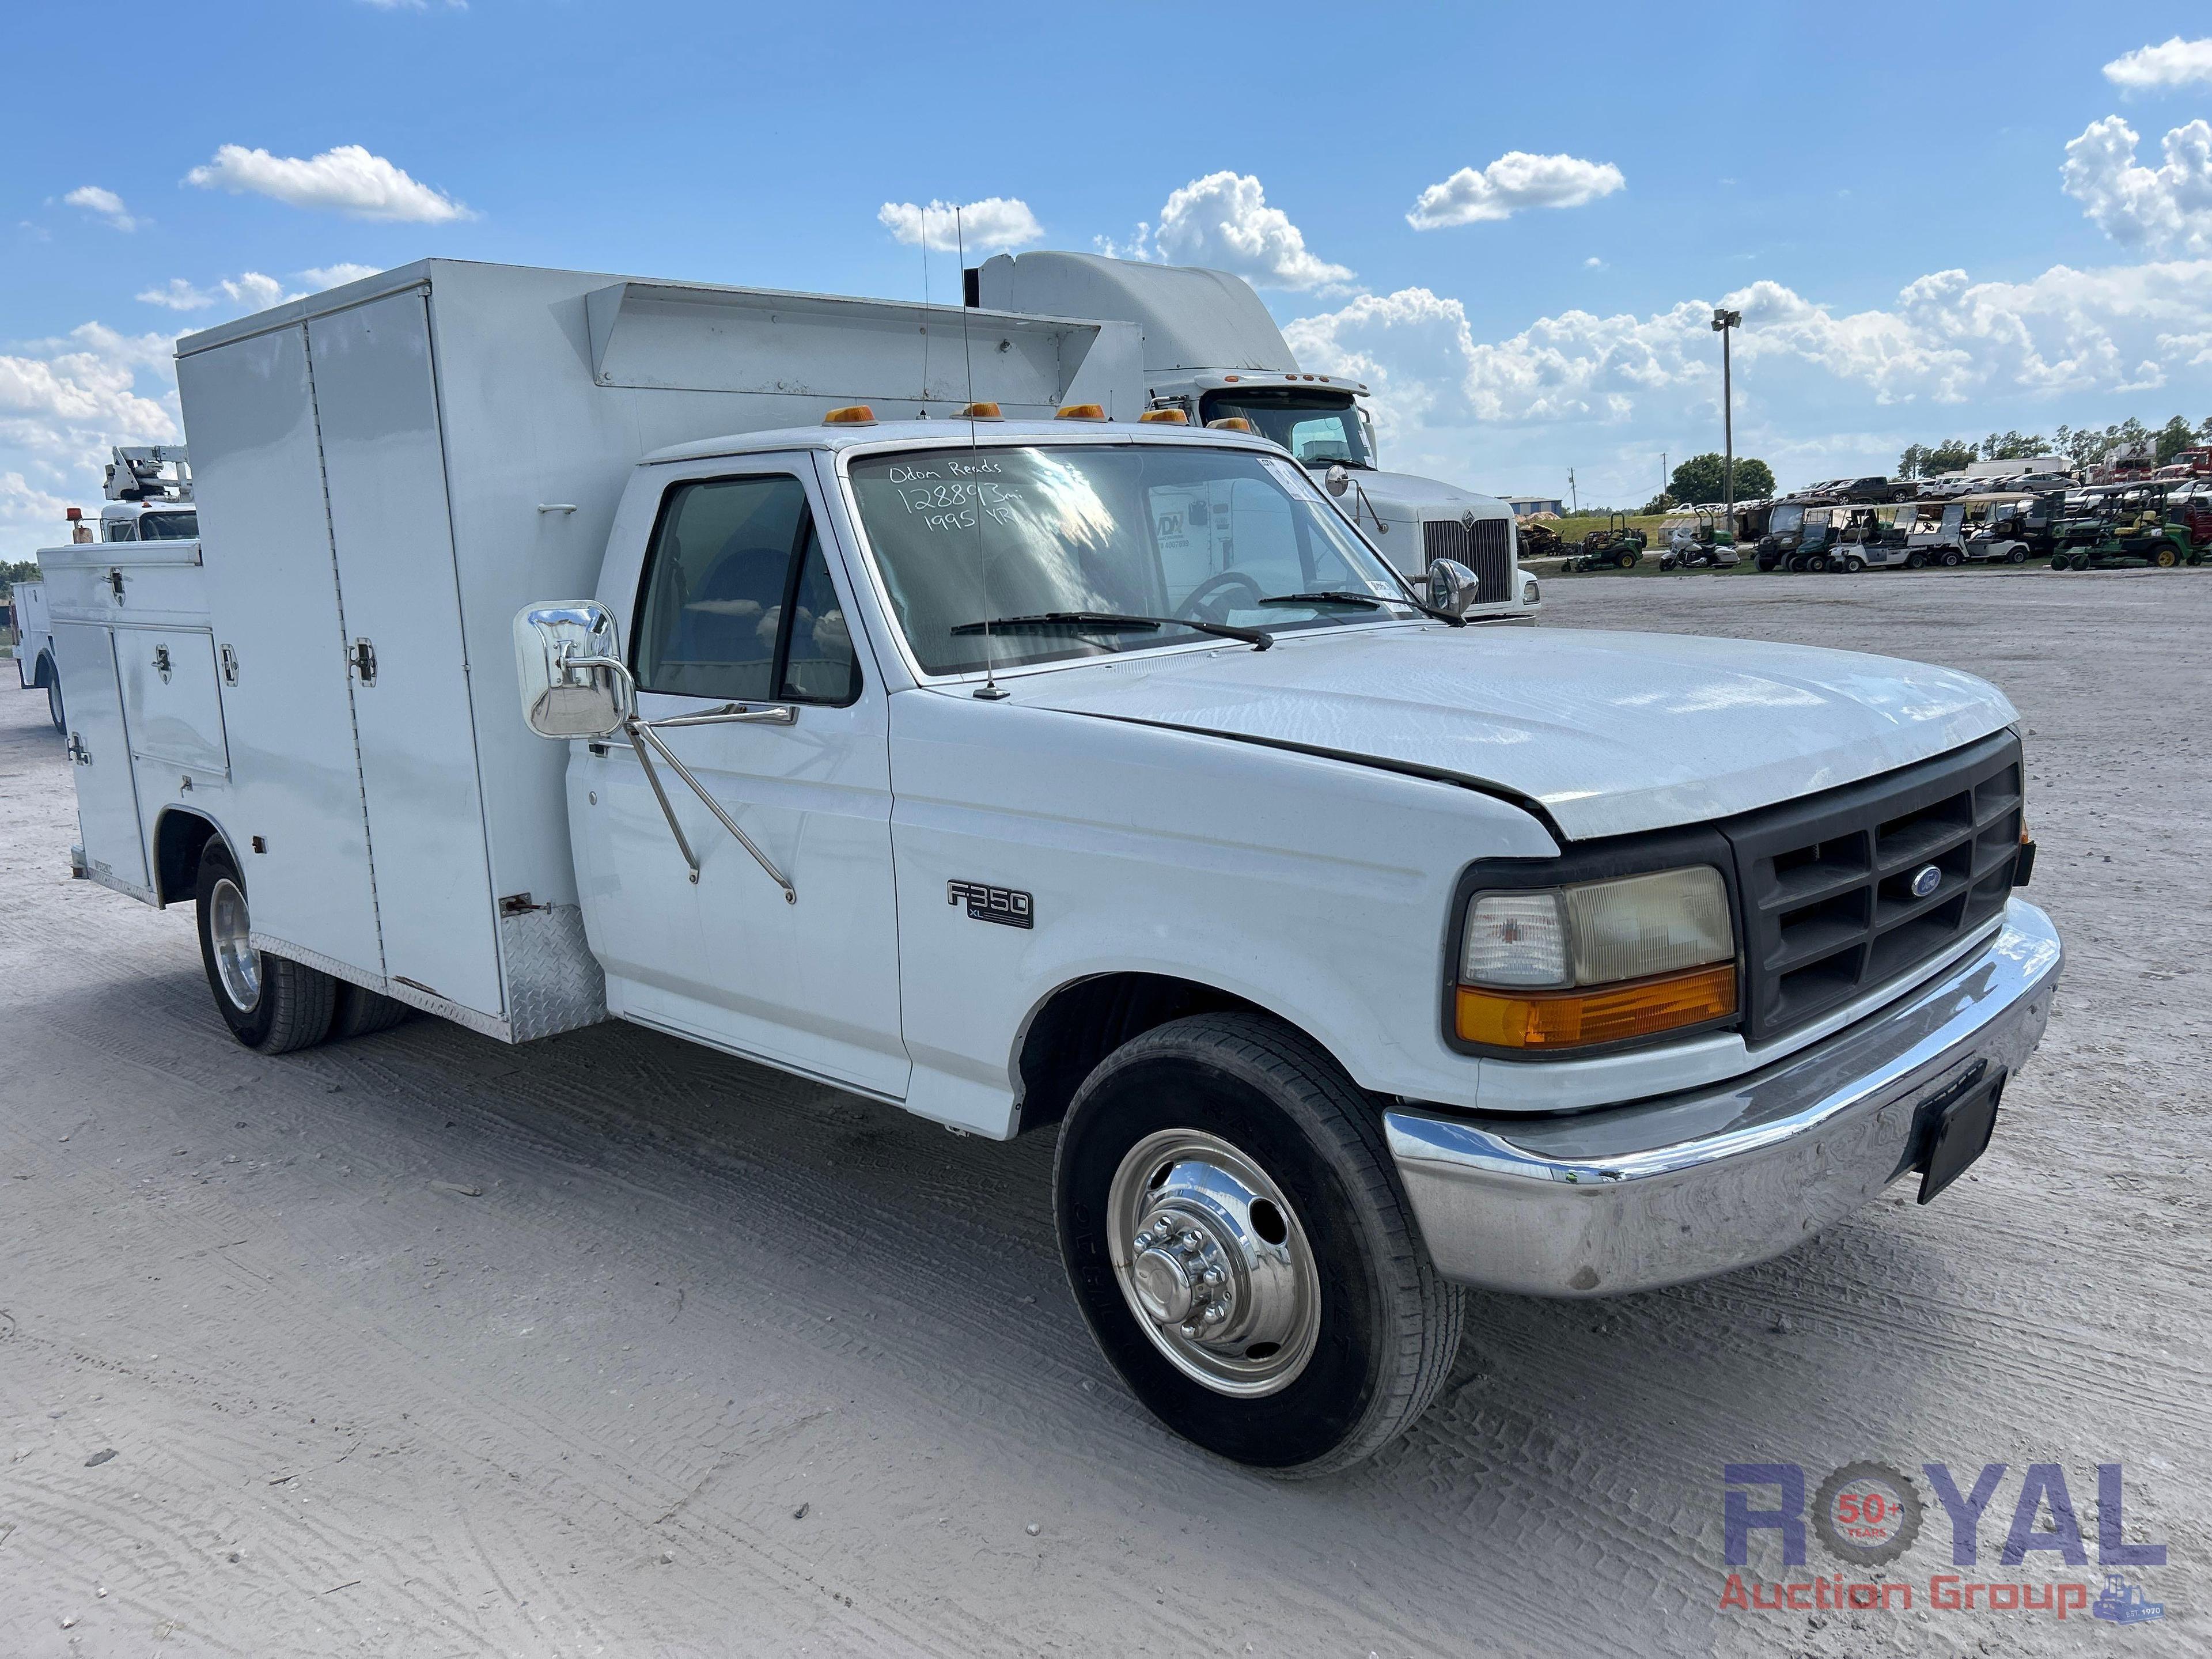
xmin=140 ymin=510 xmax=199 ymax=540
xmin=847 ymin=443 xmax=1412 ymax=675
xmin=1771 ymin=504 xmax=1804 ymax=533
xmin=1196 ymin=390 xmax=1373 ymax=469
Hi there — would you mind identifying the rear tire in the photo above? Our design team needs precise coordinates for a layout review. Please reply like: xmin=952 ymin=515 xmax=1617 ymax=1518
xmin=1054 ymin=1012 xmax=1463 ymax=1478
xmin=195 ymin=840 xmax=336 ymax=1053
xmin=41 ymin=657 xmax=64 ymax=732
xmin=329 ymin=980 xmax=411 ymax=1041
xmin=1905 ymin=551 xmax=1927 ymax=570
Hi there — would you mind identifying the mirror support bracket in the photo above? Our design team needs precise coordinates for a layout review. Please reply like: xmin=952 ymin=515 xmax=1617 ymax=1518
xmin=624 ymin=715 xmax=796 ymax=904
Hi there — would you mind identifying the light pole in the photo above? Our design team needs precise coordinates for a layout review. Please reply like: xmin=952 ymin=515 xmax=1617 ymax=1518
xmin=1711 ymin=308 xmax=1741 ymax=529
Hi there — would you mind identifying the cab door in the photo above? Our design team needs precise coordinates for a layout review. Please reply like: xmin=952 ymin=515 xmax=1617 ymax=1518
xmin=581 ymin=457 xmax=908 ymax=1098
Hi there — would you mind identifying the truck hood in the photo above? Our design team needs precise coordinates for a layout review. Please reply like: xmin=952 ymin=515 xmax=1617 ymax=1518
xmin=1331 ymin=468 xmax=1506 ymax=527
xmin=997 ymin=624 xmax=2016 ymax=841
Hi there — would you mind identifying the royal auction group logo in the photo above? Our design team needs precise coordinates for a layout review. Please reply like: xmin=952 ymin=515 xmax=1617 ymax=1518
xmin=1720 ymin=1460 xmax=2166 ymax=1624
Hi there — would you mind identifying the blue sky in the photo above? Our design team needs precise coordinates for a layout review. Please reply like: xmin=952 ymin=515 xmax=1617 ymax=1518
xmin=6 ymin=1 xmax=2211 ymax=554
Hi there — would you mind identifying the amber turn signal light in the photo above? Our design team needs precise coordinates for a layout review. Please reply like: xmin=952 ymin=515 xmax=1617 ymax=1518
xmin=1055 ymin=403 xmax=1107 ymax=421
xmin=959 ymin=402 xmax=1003 ymax=420
xmin=1455 ymin=963 xmax=1737 ymax=1051
xmin=1138 ymin=408 xmax=1188 ymax=424
xmin=822 ymin=405 xmax=876 ymax=425
xmin=1205 ymin=416 xmax=1255 ymax=431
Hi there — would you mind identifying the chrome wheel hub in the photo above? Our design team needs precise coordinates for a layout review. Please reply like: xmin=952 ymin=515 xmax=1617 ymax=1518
xmin=1107 ymin=1129 xmax=1320 ymax=1396
xmin=209 ymin=876 xmax=261 ymax=1012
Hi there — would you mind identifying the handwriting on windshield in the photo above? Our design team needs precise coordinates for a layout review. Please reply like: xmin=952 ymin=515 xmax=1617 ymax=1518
xmin=883 ymin=465 xmax=1023 ymax=533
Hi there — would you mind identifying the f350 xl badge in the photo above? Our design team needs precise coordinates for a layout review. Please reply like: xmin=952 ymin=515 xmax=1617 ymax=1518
xmin=948 ymin=880 xmax=1033 ymax=929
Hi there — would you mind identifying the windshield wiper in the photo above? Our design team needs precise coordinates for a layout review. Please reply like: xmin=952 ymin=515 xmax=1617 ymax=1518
xmin=949 ymin=611 xmax=1271 ymax=651
xmin=1257 ymin=590 xmax=1408 ymax=611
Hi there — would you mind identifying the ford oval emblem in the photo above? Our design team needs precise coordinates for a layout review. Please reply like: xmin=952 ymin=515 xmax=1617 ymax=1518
xmin=1910 ymin=864 xmax=1942 ymax=898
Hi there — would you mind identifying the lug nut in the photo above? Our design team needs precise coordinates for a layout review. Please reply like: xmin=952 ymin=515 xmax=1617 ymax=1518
xmin=1202 ymin=1304 xmax=1228 ymax=1325
xmin=1202 ymin=1266 xmax=1225 ymax=1286
xmin=1179 ymin=1322 xmax=1200 ymax=1339
xmin=1177 ymin=1230 xmax=1202 ymax=1252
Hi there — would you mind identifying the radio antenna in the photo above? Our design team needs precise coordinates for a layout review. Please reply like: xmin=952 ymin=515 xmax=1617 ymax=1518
xmin=959 ymin=205 xmax=1007 ymax=700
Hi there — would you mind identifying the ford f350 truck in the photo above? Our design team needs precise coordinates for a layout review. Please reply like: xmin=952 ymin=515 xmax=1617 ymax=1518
xmin=43 ymin=260 xmax=2059 ymax=1476
xmin=972 ymin=251 xmax=1536 ymax=620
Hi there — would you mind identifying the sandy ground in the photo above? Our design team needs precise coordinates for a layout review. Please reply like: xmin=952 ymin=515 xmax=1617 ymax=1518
xmin=1 ymin=569 xmax=2205 ymax=1658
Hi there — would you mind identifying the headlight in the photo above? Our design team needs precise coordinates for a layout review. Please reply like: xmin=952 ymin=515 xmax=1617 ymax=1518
xmin=1455 ymin=866 xmax=1736 ymax=1051
xmin=1522 ymin=577 xmax=1540 ymax=605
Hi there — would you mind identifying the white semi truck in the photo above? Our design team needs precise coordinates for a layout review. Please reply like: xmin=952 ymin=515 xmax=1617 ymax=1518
xmin=972 ymin=252 xmax=1536 ymax=620
xmin=43 ymin=259 xmax=2059 ymax=1475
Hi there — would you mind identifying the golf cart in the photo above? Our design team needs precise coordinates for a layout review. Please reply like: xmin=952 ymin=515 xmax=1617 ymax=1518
xmin=1567 ymin=512 xmax=1648 ymax=571
xmin=1958 ymin=493 xmax=2034 ymax=563
xmin=2050 ymin=484 xmax=2202 ymax=569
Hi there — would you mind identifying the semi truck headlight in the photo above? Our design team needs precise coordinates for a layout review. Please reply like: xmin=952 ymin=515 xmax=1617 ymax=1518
xmin=1456 ymin=867 xmax=1736 ymax=1050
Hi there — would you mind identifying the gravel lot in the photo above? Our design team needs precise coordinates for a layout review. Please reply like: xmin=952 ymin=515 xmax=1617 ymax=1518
xmin=2 ymin=569 xmax=2205 ymax=1657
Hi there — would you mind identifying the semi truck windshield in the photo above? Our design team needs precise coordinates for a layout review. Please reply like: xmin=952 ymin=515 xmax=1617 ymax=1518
xmin=849 ymin=444 xmax=1411 ymax=675
xmin=1196 ymin=390 xmax=1374 ymax=469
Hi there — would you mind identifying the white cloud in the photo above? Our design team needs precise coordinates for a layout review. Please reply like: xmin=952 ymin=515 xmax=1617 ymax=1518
xmin=1407 ymin=153 xmax=1624 ymax=229
xmin=63 ymin=185 xmax=137 ymax=232
xmin=1 ymin=323 xmax=181 ymax=556
xmin=136 ymin=273 xmax=298 ymax=313
xmin=1144 ymin=172 xmax=1354 ymax=293
xmin=1284 ymin=257 xmax=2212 ymax=502
xmin=877 ymin=196 xmax=1042 ymax=253
xmin=184 ymin=143 xmax=473 ymax=224
xmin=301 ymin=262 xmax=382 ymax=289
xmin=2104 ymin=36 xmax=2212 ymax=93
xmin=2062 ymin=116 xmax=2212 ymax=253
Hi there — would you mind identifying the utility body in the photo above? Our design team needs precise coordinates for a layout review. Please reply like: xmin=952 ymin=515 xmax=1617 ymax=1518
xmin=40 ymin=259 xmax=2061 ymax=1474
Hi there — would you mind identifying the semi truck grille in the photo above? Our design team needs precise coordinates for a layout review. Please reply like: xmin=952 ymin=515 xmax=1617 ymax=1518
xmin=1726 ymin=731 xmax=2025 ymax=1043
xmin=1422 ymin=517 xmax=1513 ymax=605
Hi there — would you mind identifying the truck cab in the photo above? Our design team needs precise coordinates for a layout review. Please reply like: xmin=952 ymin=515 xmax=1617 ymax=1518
xmin=972 ymin=252 xmax=1536 ymax=620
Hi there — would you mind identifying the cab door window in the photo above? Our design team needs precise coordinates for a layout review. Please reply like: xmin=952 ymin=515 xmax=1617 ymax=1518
xmin=632 ymin=474 xmax=859 ymax=704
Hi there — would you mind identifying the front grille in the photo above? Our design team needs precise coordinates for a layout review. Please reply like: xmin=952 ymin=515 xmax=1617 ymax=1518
xmin=1422 ymin=517 xmax=1513 ymax=604
xmin=1727 ymin=731 xmax=2025 ymax=1043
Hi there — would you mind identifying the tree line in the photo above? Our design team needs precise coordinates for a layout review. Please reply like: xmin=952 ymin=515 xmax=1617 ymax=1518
xmin=1898 ymin=414 xmax=2212 ymax=480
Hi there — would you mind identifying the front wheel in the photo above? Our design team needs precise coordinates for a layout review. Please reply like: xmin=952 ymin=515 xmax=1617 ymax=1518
xmin=1054 ymin=1013 xmax=1463 ymax=1478
xmin=195 ymin=840 xmax=336 ymax=1053
xmin=1844 ymin=555 xmax=1866 ymax=573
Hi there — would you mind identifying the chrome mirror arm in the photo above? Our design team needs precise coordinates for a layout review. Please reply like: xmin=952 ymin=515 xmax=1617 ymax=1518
xmin=624 ymin=717 xmax=797 ymax=906
xmin=623 ymin=721 xmax=703 ymax=884
xmin=563 ymin=651 xmax=796 ymax=903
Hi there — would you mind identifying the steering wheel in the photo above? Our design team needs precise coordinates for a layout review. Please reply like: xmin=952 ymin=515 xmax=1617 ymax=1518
xmin=1177 ymin=569 xmax=1265 ymax=622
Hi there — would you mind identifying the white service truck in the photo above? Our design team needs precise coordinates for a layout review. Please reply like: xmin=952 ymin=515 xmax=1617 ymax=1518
xmin=43 ymin=259 xmax=2061 ymax=1475
xmin=973 ymin=252 xmax=1537 ymax=620
xmin=12 ymin=571 xmax=60 ymax=730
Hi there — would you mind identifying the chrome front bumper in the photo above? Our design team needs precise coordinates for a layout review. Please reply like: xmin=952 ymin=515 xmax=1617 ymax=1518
xmin=1384 ymin=898 xmax=2062 ymax=1298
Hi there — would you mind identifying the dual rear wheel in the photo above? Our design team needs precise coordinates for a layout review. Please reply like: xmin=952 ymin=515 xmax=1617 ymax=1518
xmin=195 ymin=839 xmax=408 ymax=1052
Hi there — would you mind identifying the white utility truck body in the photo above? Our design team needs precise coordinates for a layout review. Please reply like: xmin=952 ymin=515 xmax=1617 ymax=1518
xmin=972 ymin=252 xmax=1535 ymax=619
xmin=44 ymin=258 xmax=2060 ymax=1475
xmin=13 ymin=574 xmax=56 ymax=712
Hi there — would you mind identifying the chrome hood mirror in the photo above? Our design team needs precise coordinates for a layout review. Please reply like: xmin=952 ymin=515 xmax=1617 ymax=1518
xmin=1324 ymin=463 xmax=1350 ymax=498
xmin=1426 ymin=558 xmax=1480 ymax=618
xmin=513 ymin=600 xmax=632 ymax=739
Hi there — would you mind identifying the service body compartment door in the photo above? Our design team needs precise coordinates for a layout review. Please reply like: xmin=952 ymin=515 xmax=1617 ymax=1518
xmin=50 ymin=622 xmax=149 ymax=893
xmin=116 ymin=627 xmax=230 ymax=775
xmin=309 ymin=292 xmax=503 ymax=1017
xmin=177 ymin=324 xmax=382 ymax=975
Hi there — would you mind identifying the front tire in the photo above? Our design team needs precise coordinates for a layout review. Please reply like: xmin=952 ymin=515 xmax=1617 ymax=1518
xmin=195 ymin=840 xmax=336 ymax=1053
xmin=1054 ymin=1013 xmax=1463 ymax=1478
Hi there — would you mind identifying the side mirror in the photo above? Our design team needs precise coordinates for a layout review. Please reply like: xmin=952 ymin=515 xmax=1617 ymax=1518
xmin=1324 ymin=463 xmax=1350 ymax=498
xmin=1426 ymin=558 xmax=1480 ymax=618
xmin=513 ymin=600 xmax=632 ymax=739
